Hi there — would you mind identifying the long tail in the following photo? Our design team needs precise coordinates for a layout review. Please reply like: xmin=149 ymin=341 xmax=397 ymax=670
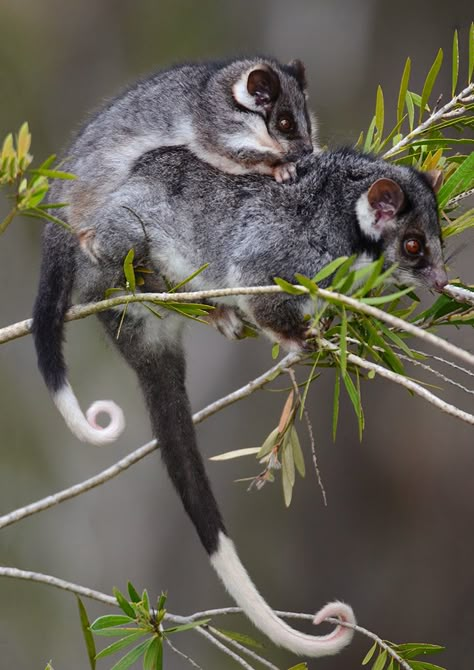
xmin=32 ymin=224 xmax=124 ymax=446
xmin=100 ymin=310 xmax=355 ymax=657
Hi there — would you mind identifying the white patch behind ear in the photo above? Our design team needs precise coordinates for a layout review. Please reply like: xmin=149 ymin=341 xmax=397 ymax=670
xmin=356 ymin=192 xmax=379 ymax=240
xmin=232 ymin=69 xmax=260 ymax=112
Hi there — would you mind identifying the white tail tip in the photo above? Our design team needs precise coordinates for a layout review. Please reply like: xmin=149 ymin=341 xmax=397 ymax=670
xmin=211 ymin=532 xmax=355 ymax=657
xmin=53 ymin=383 xmax=125 ymax=446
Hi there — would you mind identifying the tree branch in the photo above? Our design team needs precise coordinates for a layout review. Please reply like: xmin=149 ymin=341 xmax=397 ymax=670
xmin=0 ymin=352 xmax=303 ymax=530
xmin=1 ymin=284 xmax=473 ymax=367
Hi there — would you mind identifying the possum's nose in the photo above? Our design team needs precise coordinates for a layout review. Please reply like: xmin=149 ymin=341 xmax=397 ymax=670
xmin=301 ymin=143 xmax=313 ymax=155
xmin=431 ymin=267 xmax=449 ymax=291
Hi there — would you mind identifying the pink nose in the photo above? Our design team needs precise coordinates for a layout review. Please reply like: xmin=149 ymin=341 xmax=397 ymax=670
xmin=432 ymin=267 xmax=448 ymax=291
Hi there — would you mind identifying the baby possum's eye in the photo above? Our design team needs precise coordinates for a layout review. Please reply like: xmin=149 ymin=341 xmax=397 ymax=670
xmin=403 ymin=238 xmax=423 ymax=257
xmin=277 ymin=114 xmax=295 ymax=133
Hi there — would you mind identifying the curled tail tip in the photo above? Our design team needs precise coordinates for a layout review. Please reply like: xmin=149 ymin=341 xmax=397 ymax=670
xmin=53 ymin=384 xmax=125 ymax=446
xmin=312 ymin=600 xmax=356 ymax=649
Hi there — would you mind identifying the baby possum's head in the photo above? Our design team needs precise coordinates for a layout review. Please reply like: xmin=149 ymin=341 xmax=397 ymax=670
xmin=197 ymin=58 xmax=314 ymax=178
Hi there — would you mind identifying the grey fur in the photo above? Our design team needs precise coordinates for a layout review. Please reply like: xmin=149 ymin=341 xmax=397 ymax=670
xmin=53 ymin=58 xmax=314 ymax=232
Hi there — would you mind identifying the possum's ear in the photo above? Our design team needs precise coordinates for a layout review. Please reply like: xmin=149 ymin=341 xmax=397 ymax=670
xmin=357 ymin=178 xmax=406 ymax=240
xmin=367 ymin=178 xmax=405 ymax=223
xmin=287 ymin=59 xmax=307 ymax=89
xmin=424 ymin=169 xmax=443 ymax=194
xmin=233 ymin=65 xmax=280 ymax=113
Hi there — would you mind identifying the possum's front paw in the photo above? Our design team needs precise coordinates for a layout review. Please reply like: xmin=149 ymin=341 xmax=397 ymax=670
xmin=78 ymin=228 xmax=101 ymax=263
xmin=206 ymin=305 xmax=247 ymax=340
xmin=272 ymin=162 xmax=297 ymax=183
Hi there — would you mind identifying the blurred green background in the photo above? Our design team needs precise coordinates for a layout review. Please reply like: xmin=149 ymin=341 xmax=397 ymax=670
xmin=1 ymin=1 xmax=473 ymax=668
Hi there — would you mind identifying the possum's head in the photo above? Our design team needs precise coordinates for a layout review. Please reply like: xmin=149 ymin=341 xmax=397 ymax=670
xmin=228 ymin=59 xmax=314 ymax=164
xmin=356 ymin=169 xmax=448 ymax=291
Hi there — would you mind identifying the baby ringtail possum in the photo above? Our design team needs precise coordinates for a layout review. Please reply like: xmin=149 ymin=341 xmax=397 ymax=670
xmin=33 ymin=147 xmax=447 ymax=659
xmin=55 ymin=57 xmax=314 ymax=242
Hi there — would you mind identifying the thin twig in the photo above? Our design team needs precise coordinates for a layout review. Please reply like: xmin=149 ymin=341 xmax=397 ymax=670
xmin=442 ymin=283 xmax=474 ymax=306
xmin=286 ymin=367 xmax=327 ymax=506
xmin=207 ymin=625 xmax=279 ymax=670
xmin=165 ymin=638 xmax=204 ymax=670
xmin=0 ymin=568 xmax=412 ymax=670
xmin=382 ymin=82 xmax=474 ymax=159
xmin=321 ymin=339 xmax=474 ymax=425
xmin=1 ymin=285 xmax=473 ymax=370
xmin=195 ymin=627 xmax=256 ymax=670
xmin=0 ymin=353 xmax=304 ymax=530
xmin=447 ymin=187 xmax=474 ymax=208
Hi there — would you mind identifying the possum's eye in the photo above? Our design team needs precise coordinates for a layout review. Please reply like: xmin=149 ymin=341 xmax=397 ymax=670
xmin=277 ymin=114 xmax=295 ymax=133
xmin=403 ymin=238 xmax=423 ymax=256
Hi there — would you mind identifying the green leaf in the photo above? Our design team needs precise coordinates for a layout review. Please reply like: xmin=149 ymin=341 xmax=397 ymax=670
xmin=143 ymin=637 xmax=162 ymax=670
xmin=90 ymin=615 xmax=135 ymax=631
xmin=294 ymin=272 xmax=317 ymax=295
xmin=113 ymin=588 xmax=136 ymax=619
xmin=312 ymin=256 xmax=349 ymax=284
xmin=397 ymin=57 xmax=411 ymax=125
xmin=30 ymin=167 xmax=76 ymax=180
xmin=372 ymin=650 xmax=388 ymax=670
xmin=405 ymin=90 xmax=415 ymax=131
xmin=287 ymin=664 xmax=308 ymax=670
xmin=95 ymin=632 xmax=147 ymax=660
xmin=394 ymin=643 xmax=445 ymax=657
xmin=452 ymin=29 xmax=459 ymax=96
xmin=420 ymin=48 xmax=443 ymax=122
xmin=361 ymin=286 xmax=413 ymax=305
xmin=274 ymin=277 xmax=307 ymax=295
xmin=272 ymin=342 xmax=280 ymax=360
xmin=290 ymin=427 xmax=306 ymax=478
xmin=109 ymin=639 xmax=152 ymax=670
xmin=23 ymin=208 xmax=71 ymax=230
xmin=375 ymin=85 xmax=384 ymax=139
xmin=362 ymin=642 xmax=378 ymax=665
xmin=165 ymin=618 xmax=211 ymax=634
xmin=142 ymin=589 xmax=150 ymax=614
xmin=169 ymin=263 xmax=209 ymax=292
xmin=469 ymin=22 xmax=474 ymax=83
xmin=408 ymin=663 xmax=446 ymax=670
xmin=127 ymin=582 xmax=141 ymax=603
xmin=339 ymin=307 xmax=347 ymax=376
xmin=332 ymin=370 xmax=340 ymax=442
xmin=437 ymin=153 xmax=474 ymax=208
xmin=123 ymin=249 xmax=136 ymax=293
xmin=342 ymin=371 xmax=363 ymax=434
xmin=363 ymin=116 xmax=376 ymax=152
xmin=77 ymin=597 xmax=96 ymax=670
xmin=257 ymin=427 xmax=280 ymax=459
xmin=282 ymin=435 xmax=295 ymax=507
xmin=157 ymin=593 xmax=167 ymax=612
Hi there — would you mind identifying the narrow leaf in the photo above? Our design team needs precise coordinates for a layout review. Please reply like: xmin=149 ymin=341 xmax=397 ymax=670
xmin=278 ymin=391 xmax=295 ymax=434
xmin=282 ymin=434 xmax=295 ymax=488
xmin=362 ymin=642 xmax=378 ymax=665
xmin=372 ymin=650 xmax=388 ymax=670
xmin=452 ymin=29 xmax=459 ymax=96
xmin=274 ymin=277 xmax=307 ymax=295
xmin=166 ymin=619 xmax=211 ymax=634
xmin=294 ymin=272 xmax=317 ymax=294
xmin=90 ymin=615 xmax=135 ymax=631
xmin=123 ymin=249 xmax=136 ymax=292
xmin=397 ymin=57 xmax=411 ymax=124
xmin=109 ymin=639 xmax=152 ymax=670
xmin=143 ymin=637 xmax=162 ymax=670
xmin=438 ymin=153 xmax=474 ymax=208
xmin=375 ymin=85 xmax=384 ymax=139
xmin=95 ymin=632 xmax=147 ymax=660
xmin=30 ymin=167 xmax=76 ymax=180
xmin=339 ymin=307 xmax=347 ymax=376
xmin=363 ymin=116 xmax=376 ymax=152
xmin=169 ymin=263 xmax=209 ymax=292
xmin=312 ymin=256 xmax=349 ymax=284
xmin=257 ymin=427 xmax=280 ymax=459
xmin=210 ymin=447 xmax=260 ymax=461
xmin=77 ymin=597 xmax=96 ymax=670
xmin=405 ymin=91 xmax=415 ymax=131
xmin=469 ymin=22 xmax=474 ymax=83
xmin=419 ymin=48 xmax=443 ymax=122
xmin=291 ymin=427 xmax=306 ymax=477
xmin=332 ymin=371 xmax=340 ymax=442
xmin=127 ymin=582 xmax=141 ymax=603
xmin=113 ymin=588 xmax=136 ymax=619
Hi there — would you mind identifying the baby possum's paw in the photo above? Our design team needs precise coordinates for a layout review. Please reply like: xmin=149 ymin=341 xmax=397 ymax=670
xmin=78 ymin=228 xmax=101 ymax=263
xmin=272 ymin=162 xmax=297 ymax=183
xmin=206 ymin=305 xmax=247 ymax=340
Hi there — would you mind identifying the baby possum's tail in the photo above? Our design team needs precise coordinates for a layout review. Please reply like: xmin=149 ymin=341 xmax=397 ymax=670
xmin=32 ymin=224 xmax=125 ymax=445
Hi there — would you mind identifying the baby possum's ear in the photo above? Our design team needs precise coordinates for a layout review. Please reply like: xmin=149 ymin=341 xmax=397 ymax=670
xmin=287 ymin=58 xmax=307 ymax=89
xmin=424 ymin=169 xmax=443 ymax=194
xmin=233 ymin=65 xmax=280 ymax=114
xmin=357 ymin=178 xmax=405 ymax=240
